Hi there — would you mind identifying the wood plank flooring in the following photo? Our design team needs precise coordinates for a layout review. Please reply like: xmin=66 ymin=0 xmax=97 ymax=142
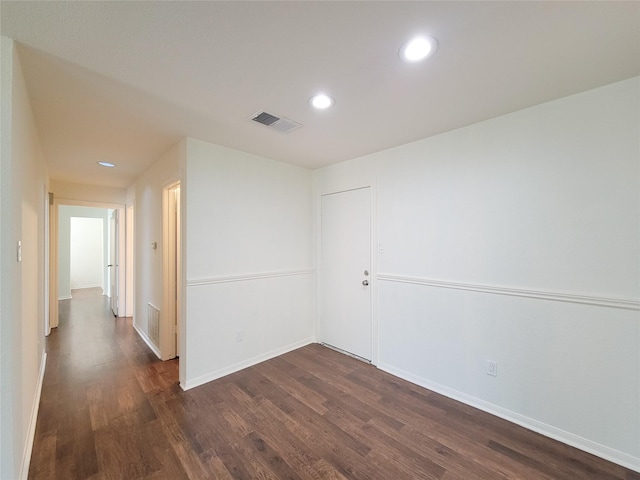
xmin=29 ymin=288 xmax=639 ymax=479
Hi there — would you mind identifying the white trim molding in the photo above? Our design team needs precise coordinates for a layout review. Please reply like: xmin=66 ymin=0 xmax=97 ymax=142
xmin=133 ymin=322 xmax=162 ymax=359
xmin=378 ymin=274 xmax=640 ymax=311
xmin=378 ymin=362 xmax=640 ymax=473
xmin=187 ymin=269 xmax=314 ymax=287
xmin=20 ymin=352 xmax=47 ymax=480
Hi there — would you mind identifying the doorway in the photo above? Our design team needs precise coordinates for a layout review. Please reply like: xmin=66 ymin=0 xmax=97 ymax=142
xmin=50 ymin=200 xmax=128 ymax=329
xmin=58 ymin=207 xmax=108 ymax=301
xmin=162 ymin=181 xmax=182 ymax=360
xmin=320 ymin=187 xmax=373 ymax=362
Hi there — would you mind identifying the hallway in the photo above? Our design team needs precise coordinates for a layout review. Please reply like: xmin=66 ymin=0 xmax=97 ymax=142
xmin=29 ymin=288 xmax=180 ymax=479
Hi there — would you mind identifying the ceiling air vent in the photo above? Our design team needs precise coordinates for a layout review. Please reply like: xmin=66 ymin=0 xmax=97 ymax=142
xmin=251 ymin=111 xmax=302 ymax=133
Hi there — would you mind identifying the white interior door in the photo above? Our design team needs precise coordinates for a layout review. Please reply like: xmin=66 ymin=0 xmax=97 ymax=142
xmin=109 ymin=209 xmax=118 ymax=316
xmin=321 ymin=187 xmax=372 ymax=361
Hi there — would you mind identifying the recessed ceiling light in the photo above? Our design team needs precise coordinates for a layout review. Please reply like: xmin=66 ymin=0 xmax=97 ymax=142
xmin=97 ymin=161 xmax=116 ymax=168
xmin=399 ymin=36 xmax=438 ymax=63
xmin=309 ymin=94 xmax=335 ymax=109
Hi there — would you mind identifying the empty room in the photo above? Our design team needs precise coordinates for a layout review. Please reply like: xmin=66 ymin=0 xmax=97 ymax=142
xmin=1 ymin=2 xmax=638 ymax=479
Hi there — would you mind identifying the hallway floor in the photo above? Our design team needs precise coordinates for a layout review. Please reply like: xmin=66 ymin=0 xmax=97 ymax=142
xmin=29 ymin=288 xmax=180 ymax=479
xmin=29 ymin=288 xmax=638 ymax=479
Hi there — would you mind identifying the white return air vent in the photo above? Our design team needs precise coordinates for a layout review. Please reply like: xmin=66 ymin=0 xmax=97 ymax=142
xmin=148 ymin=302 xmax=160 ymax=347
xmin=251 ymin=111 xmax=302 ymax=133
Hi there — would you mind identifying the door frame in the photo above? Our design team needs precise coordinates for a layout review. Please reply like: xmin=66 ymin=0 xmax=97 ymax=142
xmin=49 ymin=198 xmax=126 ymax=328
xmin=109 ymin=209 xmax=119 ymax=316
xmin=44 ymin=186 xmax=51 ymax=336
xmin=161 ymin=180 xmax=182 ymax=361
xmin=125 ymin=204 xmax=135 ymax=317
xmin=316 ymin=184 xmax=379 ymax=365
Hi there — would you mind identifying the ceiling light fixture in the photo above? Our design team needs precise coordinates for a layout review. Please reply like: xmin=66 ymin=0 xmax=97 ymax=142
xmin=399 ymin=36 xmax=438 ymax=63
xmin=310 ymin=94 xmax=335 ymax=109
xmin=97 ymin=161 xmax=116 ymax=168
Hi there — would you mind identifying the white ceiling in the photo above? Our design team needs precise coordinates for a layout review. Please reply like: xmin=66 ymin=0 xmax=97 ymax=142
xmin=1 ymin=1 xmax=639 ymax=189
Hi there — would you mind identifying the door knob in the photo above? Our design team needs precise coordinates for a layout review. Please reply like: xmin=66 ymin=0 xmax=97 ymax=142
xmin=362 ymin=280 xmax=369 ymax=286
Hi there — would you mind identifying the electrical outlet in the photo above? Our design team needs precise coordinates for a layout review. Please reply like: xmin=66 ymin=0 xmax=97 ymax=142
xmin=236 ymin=331 xmax=244 ymax=342
xmin=487 ymin=360 xmax=497 ymax=377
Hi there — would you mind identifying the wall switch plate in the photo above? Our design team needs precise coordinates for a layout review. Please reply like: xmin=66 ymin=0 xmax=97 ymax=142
xmin=236 ymin=331 xmax=244 ymax=342
xmin=17 ymin=240 xmax=22 ymax=262
xmin=487 ymin=360 xmax=497 ymax=377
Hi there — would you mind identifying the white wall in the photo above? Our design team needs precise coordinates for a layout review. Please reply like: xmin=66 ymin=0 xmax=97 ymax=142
xmin=51 ymin=180 xmax=126 ymax=205
xmin=131 ymin=140 xmax=183 ymax=354
xmin=313 ymin=77 xmax=640 ymax=470
xmin=70 ymin=217 xmax=103 ymax=289
xmin=57 ymin=208 xmax=71 ymax=300
xmin=183 ymin=138 xmax=314 ymax=389
xmin=57 ymin=206 xmax=109 ymax=298
xmin=0 ymin=36 xmax=49 ymax=480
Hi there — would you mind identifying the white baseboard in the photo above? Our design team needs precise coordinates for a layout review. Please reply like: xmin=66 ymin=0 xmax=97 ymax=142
xmin=58 ymin=295 xmax=72 ymax=301
xmin=378 ymin=362 xmax=640 ymax=473
xmin=20 ymin=352 xmax=47 ymax=480
xmin=182 ymin=337 xmax=315 ymax=391
xmin=70 ymin=284 xmax=103 ymax=290
xmin=133 ymin=322 xmax=162 ymax=359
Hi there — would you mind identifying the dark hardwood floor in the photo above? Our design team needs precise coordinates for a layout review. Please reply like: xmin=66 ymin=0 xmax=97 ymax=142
xmin=29 ymin=288 xmax=638 ymax=479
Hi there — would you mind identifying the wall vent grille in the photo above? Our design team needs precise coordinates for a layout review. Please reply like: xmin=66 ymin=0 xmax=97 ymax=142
xmin=148 ymin=302 xmax=160 ymax=347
